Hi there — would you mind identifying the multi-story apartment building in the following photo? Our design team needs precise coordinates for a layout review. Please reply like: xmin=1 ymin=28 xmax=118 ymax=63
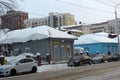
xmin=90 ymin=21 xmax=108 ymax=33
xmin=90 ymin=19 xmax=120 ymax=34
xmin=48 ymin=12 xmax=59 ymax=27
xmin=64 ymin=13 xmax=75 ymax=26
xmin=24 ymin=12 xmax=75 ymax=28
xmin=24 ymin=17 xmax=48 ymax=28
xmin=82 ymin=25 xmax=91 ymax=34
xmin=1 ymin=10 xmax=28 ymax=30
xmin=49 ymin=12 xmax=75 ymax=28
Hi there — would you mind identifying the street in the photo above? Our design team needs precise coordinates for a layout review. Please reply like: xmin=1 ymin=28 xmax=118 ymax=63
xmin=1 ymin=61 xmax=120 ymax=80
xmin=75 ymin=67 xmax=120 ymax=80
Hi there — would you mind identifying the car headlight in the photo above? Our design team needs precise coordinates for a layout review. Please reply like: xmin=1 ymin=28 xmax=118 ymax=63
xmin=0 ymin=67 xmax=10 ymax=71
xmin=0 ymin=68 xmax=4 ymax=71
xmin=4 ymin=67 xmax=10 ymax=70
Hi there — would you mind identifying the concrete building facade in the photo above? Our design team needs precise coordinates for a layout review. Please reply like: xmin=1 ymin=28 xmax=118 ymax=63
xmin=90 ymin=21 xmax=108 ymax=34
xmin=90 ymin=19 xmax=120 ymax=34
xmin=24 ymin=17 xmax=48 ymax=28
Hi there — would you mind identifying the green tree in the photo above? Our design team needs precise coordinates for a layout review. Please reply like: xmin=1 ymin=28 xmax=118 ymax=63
xmin=0 ymin=0 xmax=22 ymax=15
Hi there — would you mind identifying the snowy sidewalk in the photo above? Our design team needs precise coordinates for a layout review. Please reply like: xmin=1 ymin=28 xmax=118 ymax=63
xmin=37 ymin=63 xmax=69 ymax=72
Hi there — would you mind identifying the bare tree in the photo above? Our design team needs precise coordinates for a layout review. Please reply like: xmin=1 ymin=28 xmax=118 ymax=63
xmin=0 ymin=0 xmax=22 ymax=15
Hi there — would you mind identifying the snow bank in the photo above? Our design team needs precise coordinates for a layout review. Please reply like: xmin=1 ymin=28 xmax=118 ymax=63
xmin=37 ymin=63 xmax=68 ymax=72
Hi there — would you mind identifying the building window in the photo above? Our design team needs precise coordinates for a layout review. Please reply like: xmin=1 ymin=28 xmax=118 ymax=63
xmin=115 ymin=46 xmax=118 ymax=53
xmin=112 ymin=46 xmax=114 ymax=54
xmin=54 ymin=45 xmax=59 ymax=58
xmin=14 ymin=48 xmax=19 ymax=56
xmin=25 ymin=47 xmax=30 ymax=53
xmin=84 ymin=47 xmax=89 ymax=52
xmin=60 ymin=45 xmax=66 ymax=59
xmin=66 ymin=45 xmax=71 ymax=57
xmin=107 ymin=46 xmax=110 ymax=51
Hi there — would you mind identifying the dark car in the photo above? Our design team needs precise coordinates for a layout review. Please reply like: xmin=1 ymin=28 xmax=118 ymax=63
xmin=68 ymin=56 xmax=82 ymax=67
xmin=110 ymin=54 xmax=120 ymax=61
xmin=68 ymin=54 xmax=92 ymax=67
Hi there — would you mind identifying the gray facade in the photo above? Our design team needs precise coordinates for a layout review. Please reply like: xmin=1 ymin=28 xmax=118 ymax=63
xmin=10 ymin=38 xmax=74 ymax=63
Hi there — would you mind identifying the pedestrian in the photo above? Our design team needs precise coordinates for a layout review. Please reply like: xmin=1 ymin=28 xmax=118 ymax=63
xmin=107 ymin=50 xmax=111 ymax=56
xmin=46 ymin=53 xmax=51 ymax=64
xmin=3 ymin=58 xmax=7 ymax=65
xmin=84 ymin=51 xmax=91 ymax=59
xmin=106 ymin=50 xmax=111 ymax=62
xmin=96 ymin=51 xmax=100 ymax=57
xmin=0 ymin=55 xmax=7 ymax=65
xmin=36 ymin=52 xmax=41 ymax=66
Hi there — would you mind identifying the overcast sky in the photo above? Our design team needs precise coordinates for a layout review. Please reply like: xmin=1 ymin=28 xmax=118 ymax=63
xmin=19 ymin=0 xmax=120 ymax=24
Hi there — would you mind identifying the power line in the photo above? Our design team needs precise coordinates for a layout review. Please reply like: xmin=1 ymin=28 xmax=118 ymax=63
xmin=94 ymin=0 xmax=120 ymax=9
xmin=28 ymin=12 xmax=46 ymax=17
xmin=56 ymin=0 xmax=113 ymax=13
xmin=107 ymin=0 xmax=118 ymax=4
xmin=94 ymin=0 xmax=115 ymax=7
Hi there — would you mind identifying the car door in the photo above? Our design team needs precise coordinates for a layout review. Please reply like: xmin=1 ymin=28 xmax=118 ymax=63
xmin=15 ymin=59 xmax=28 ymax=73
xmin=24 ymin=58 xmax=34 ymax=71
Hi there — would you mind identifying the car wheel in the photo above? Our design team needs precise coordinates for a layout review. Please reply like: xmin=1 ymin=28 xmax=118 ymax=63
xmin=100 ymin=59 xmax=104 ymax=63
xmin=80 ymin=61 xmax=83 ymax=66
xmin=31 ymin=66 xmax=37 ymax=73
xmin=88 ymin=60 xmax=92 ymax=65
xmin=10 ymin=69 xmax=17 ymax=76
xmin=108 ymin=58 xmax=111 ymax=62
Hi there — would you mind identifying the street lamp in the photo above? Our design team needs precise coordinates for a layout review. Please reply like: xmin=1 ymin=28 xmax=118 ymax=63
xmin=115 ymin=3 xmax=120 ymax=54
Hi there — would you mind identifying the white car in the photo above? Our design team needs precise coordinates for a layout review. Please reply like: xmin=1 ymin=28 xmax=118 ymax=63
xmin=0 ymin=57 xmax=37 ymax=76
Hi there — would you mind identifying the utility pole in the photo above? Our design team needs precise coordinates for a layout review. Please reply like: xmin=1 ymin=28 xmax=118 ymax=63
xmin=115 ymin=3 xmax=120 ymax=54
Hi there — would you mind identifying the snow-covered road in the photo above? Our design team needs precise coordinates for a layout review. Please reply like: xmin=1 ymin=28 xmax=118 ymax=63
xmin=75 ymin=67 xmax=120 ymax=80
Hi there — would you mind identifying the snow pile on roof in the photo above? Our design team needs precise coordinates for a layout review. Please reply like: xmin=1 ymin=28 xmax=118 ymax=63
xmin=74 ymin=32 xmax=118 ymax=45
xmin=0 ymin=26 xmax=77 ymax=44
xmin=74 ymin=46 xmax=84 ymax=50
xmin=93 ymin=32 xmax=108 ymax=37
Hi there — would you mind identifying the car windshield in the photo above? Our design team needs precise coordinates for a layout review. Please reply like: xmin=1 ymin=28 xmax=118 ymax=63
xmin=6 ymin=59 xmax=18 ymax=65
xmin=95 ymin=54 xmax=103 ymax=57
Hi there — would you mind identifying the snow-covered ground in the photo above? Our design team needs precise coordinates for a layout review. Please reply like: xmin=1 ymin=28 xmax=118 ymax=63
xmin=37 ymin=63 xmax=68 ymax=72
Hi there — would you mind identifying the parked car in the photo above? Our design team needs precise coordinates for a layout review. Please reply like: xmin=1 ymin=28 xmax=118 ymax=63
xmin=0 ymin=57 xmax=37 ymax=76
xmin=91 ymin=55 xmax=104 ymax=64
xmin=92 ymin=53 xmax=120 ymax=63
xmin=68 ymin=53 xmax=92 ymax=67
xmin=102 ymin=53 xmax=111 ymax=62
xmin=110 ymin=54 xmax=120 ymax=61
xmin=68 ymin=56 xmax=82 ymax=67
